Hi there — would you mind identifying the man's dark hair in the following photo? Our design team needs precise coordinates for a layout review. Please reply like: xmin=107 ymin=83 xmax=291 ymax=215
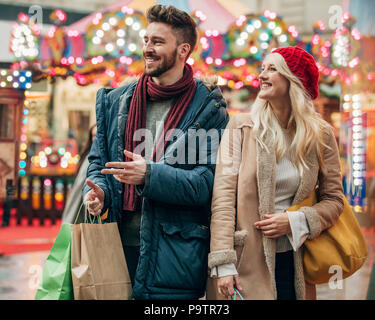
xmin=146 ymin=5 xmax=198 ymax=57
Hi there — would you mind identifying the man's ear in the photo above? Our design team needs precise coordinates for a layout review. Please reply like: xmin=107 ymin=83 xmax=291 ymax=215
xmin=178 ymin=43 xmax=191 ymax=60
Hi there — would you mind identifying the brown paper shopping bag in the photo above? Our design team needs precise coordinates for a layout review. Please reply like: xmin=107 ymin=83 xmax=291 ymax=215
xmin=71 ymin=217 xmax=132 ymax=300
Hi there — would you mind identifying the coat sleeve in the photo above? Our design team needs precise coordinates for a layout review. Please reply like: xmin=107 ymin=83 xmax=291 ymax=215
xmin=208 ymin=115 xmax=243 ymax=269
xmin=137 ymin=162 xmax=214 ymax=206
xmin=299 ymin=127 xmax=344 ymax=239
xmin=81 ymin=136 xmax=111 ymax=214
xmin=82 ymin=88 xmax=111 ymax=214
xmin=136 ymin=108 xmax=229 ymax=207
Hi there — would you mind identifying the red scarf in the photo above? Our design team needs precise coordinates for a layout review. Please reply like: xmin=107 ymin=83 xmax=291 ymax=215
xmin=123 ymin=64 xmax=197 ymax=212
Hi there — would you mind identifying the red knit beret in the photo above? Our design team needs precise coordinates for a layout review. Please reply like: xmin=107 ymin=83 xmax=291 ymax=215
xmin=273 ymin=46 xmax=319 ymax=100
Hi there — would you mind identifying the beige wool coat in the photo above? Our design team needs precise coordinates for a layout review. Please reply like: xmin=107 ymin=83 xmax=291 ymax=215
xmin=206 ymin=113 xmax=344 ymax=300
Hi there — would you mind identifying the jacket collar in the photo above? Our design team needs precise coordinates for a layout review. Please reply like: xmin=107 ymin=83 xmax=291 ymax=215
xmin=114 ymin=79 xmax=225 ymax=163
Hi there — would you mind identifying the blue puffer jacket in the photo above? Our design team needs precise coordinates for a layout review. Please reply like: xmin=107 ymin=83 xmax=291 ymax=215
xmin=83 ymin=78 xmax=229 ymax=299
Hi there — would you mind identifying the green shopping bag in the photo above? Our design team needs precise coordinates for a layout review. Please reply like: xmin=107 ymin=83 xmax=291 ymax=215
xmin=34 ymin=203 xmax=90 ymax=300
xmin=34 ymin=223 xmax=74 ymax=300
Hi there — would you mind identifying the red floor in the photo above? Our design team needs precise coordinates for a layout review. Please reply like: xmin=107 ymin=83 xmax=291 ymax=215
xmin=0 ymin=207 xmax=61 ymax=256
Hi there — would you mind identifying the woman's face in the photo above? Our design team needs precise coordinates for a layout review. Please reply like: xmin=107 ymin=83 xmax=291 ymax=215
xmin=258 ymin=55 xmax=290 ymax=102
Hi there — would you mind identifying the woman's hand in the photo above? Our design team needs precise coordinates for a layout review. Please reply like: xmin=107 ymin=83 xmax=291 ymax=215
xmin=254 ymin=212 xmax=291 ymax=238
xmin=216 ymin=275 xmax=243 ymax=298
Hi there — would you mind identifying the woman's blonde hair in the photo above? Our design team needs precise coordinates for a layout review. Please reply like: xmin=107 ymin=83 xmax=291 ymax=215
xmin=250 ymin=52 xmax=330 ymax=175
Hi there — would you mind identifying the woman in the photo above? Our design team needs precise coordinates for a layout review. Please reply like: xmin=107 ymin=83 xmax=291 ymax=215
xmin=206 ymin=46 xmax=344 ymax=300
xmin=62 ymin=124 xmax=97 ymax=223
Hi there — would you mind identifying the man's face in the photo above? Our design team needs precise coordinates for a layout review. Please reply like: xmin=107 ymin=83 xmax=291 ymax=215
xmin=143 ymin=22 xmax=179 ymax=77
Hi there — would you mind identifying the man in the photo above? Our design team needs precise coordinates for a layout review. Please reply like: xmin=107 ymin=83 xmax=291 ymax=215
xmin=82 ymin=5 xmax=228 ymax=300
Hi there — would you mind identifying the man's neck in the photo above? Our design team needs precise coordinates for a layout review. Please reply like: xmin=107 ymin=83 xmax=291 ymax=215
xmin=151 ymin=65 xmax=185 ymax=86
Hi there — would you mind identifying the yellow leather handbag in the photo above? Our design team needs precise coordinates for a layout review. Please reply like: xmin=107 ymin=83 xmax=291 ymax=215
xmin=287 ymin=191 xmax=368 ymax=284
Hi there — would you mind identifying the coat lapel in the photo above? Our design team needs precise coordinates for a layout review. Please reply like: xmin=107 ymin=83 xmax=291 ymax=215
xmin=256 ymin=131 xmax=276 ymax=219
xmin=291 ymin=148 xmax=319 ymax=206
xmin=256 ymin=129 xmax=277 ymax=298
xmin=254 ymin=128 xmax=320 ymax=300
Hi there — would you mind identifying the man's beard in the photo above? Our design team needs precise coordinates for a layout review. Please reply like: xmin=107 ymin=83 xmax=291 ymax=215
xmin=144 ymin=49 xmax=177 ymax=77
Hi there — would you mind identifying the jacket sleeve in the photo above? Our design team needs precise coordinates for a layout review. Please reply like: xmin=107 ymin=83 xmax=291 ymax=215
xmin=137 ymin=162 xmax=214 ymax=206
xmin=299 ymin=127 xmax=344 ymax=239
xmin=136 ymin=108 xmax=229 ymax=207
xmin=208 ymin=115 xmax=242 ymax=269
xmin=81 ymin=88 xmax=111 ymax=214
xmin=81 ymin=136 xmax=111 ymax=213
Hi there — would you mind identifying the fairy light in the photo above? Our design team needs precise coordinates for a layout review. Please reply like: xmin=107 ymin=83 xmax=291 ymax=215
xmin=76 ymin=57 xmax=84 ymax=65
xmin=200 ymin=37 xmax=209 ymax=50
xmin=267 ymin=21 xmax=276 ymax=30
xmin=235 ymin=15 xmax=247 ymax=27
xmin=279 ymin=34 xmax=288 ymax=43
xmin=316 ymin=20 xmax=326 ymax=31
xmin=102 ymin=22 xmax=110 ymax=31
xmin=246 ymin=24 xmax=255 ymax=34
xmin=187 ymin=57 xmax=195 ymax=66
xmin=348 ymin=57 xmax=360 ymax=69
xmin=205 ymin=57 xmax=214 ymax=65
xmin=117 ymin=29 xmax=125 ymax=37
xmin=132 ymin=22 xmax=141 ymax=31
xmin=125 ymin=17 xmax=134 ymax=26
xmin=351 ymin=28 xmax=361 ymax=40
xmin=11 ymin=22 xmax=39 ymax=59
xmin=55 ymin=9 xmax=67 ymax=22
xmin=0 ymin=69 xmax=32 ymax=89
xmin=253 ymin=19 xmax=262 ymax=29
xmin=121 ymin=6 xmax=134 ymax=15
xmin=250 ymin=46 xmax=258 ymax=54
xmin=236 ymin=38 xmax=245 ymax=46
xmin=195 ymin=10 xmax=207 ymax=22
xmin=312 ymin=34 xmax=320 ymax=45
xmin=117 ymin=39 xmax=125 ymax=47
xmin=342 ymin=93 xmax=366 ymax=211
xmin=215 ymin=58 xmax=223 ymax=66
xmin=333 ymin=29 xmax=350 ymax=67
xmin=18 ymin=92 xmax=32 ymax=177
xmin=105 ymin=43 xmax=114 ymax=52
xmin=109 ymin=17 xmax=117 ymax=26
xmin=128 ymin=43 xmax=137 ymax=52
xmin=93 ymin=37 xmax=101 ymax=44
xmin=288 ymin=25 xmax=299 ymax=38
xmin=240 ymin=32 xmax=248 ymax=40
xmin=259 ymin=32 xmax=269 ymax=41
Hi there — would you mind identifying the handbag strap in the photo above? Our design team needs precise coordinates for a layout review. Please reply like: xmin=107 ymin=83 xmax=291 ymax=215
xmin=231 ymin=288 xmax=244 ymax=300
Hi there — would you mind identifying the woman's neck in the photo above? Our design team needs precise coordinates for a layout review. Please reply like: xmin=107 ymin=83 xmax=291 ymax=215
xmin=269 ymin=98 xmax=292 ymax=129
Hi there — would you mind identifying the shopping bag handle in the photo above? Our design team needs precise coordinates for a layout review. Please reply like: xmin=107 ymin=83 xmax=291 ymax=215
xmin=231 ymin=288 xmax=244 ymax=301
xmin=74 ymin=202 xmax=102 ymax=224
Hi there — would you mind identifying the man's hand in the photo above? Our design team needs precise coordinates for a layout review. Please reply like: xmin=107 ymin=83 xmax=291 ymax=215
xmin=254 ymin=212 xmax=291 ymax=238
xmin=216 ymin=275 xmax=243 ymax=298
xmin=83 ymin=179 xmax=105 ymax=216
xmin=101 ymin=150 xmax=146 ymax=185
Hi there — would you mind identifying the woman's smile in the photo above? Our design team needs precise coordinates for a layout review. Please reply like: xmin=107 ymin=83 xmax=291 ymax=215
xmin=261 ymin=81 xmax=273 ymax=90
